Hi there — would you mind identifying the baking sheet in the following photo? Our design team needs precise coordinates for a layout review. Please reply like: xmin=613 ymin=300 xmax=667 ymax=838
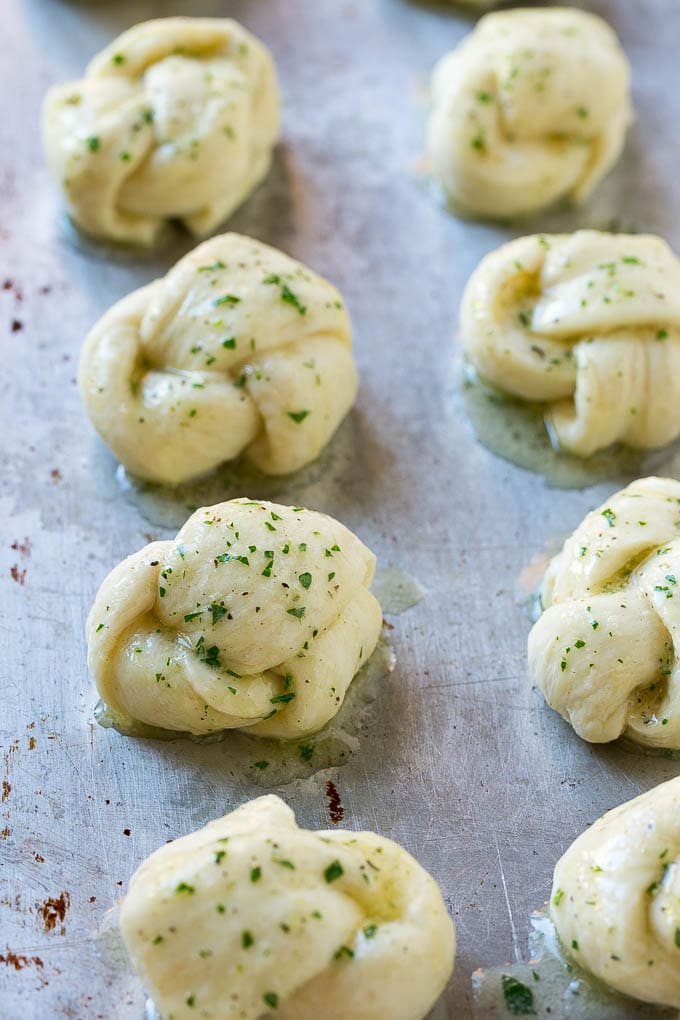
xmin=2 ymin=0 xmax=680 ymax=1017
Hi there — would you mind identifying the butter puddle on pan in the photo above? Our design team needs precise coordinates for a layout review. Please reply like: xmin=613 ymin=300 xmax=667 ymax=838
xmin=472 ymin=908 xmax=677 ymax=1019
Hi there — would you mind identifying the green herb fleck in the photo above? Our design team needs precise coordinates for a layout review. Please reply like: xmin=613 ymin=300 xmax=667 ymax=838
xmin=501 ymin=974 xmax=536 ymax=1016
xmin=324 ymin=860 xmax=343 ymax=883
xmin=602 ymin=508 xmax=616 ymax=528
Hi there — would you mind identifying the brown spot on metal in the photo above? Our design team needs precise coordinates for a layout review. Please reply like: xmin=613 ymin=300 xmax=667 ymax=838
xmin=325 ymin=780 xmax=344 ymax=825
xmin=1 ymin=781 xmax=10 ymax=803
xmin=28 ymin=737 xmax=36 ymax=750
xmin=123 ymin=828 xmax=131 ymax=836
xmin=0 ymin=952 xmax=43 ymax=971
xmin=10 ymin=319 xmax=22 ymax=333
xmin=50 ymin=469 xmax=62 ymax=482
xmin=10 ymin=538 xmax=31 ymax=558
xmin=38 ymin=892 xmax=70 ymax=934
xmin=0 ymin=828 xmax=10 ymax=839
xmin=33 ymin=853 xmax=45 ymax=864
xmin=10 ymin=565 xmax=26 ymax=585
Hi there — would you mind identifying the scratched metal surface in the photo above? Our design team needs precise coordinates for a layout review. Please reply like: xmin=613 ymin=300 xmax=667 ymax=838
xmin=2 ymin=0 xmax=680 ymax=1017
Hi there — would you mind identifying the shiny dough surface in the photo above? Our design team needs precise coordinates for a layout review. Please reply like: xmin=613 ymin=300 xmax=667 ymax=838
xmin=427 ymin=8 xmax=631 ymax=218
xmin=78 ymin=233 xmax=357 ymax=485
xmin=120 ymin=795 xmax=456 ymax=1020
xmin=529 ymin=476 xmax=680 ymax=748
xmin=43 ymin=17 xmax=280 ymax=243
xmin=461 ymin=231 xmax=680 ymax=457
xmin=87 ymin=499 xmax=382 ymax=739
xmin=551 ymin=777 xmax=680 ymax=1009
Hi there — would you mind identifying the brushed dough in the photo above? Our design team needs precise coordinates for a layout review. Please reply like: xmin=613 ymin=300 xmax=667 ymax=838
xmin=43 ymin=18 xmax=280 ymax=243
xmin=427 ymin=8 xmax=632 ymax=218
xmin=461 ymin=231 xmax=680 ymax=457
xmin=551 ymin=777 xmax=680 ymax=1009
xmin=87 ymin=499 xmax=382 ymax=738
xmin=119 ymin=795 xmax=456 ymax=1020
xmin=528 ymin=477 xmax=680 ymax=748
xmin=78 ymin=233 xmax=357 ymax=485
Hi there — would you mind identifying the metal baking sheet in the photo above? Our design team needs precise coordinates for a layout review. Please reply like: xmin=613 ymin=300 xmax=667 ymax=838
xmin=3 ymin=0 xmax=680 ymax=1017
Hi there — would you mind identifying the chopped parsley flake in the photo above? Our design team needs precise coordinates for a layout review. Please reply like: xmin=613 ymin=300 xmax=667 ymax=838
xmin=501 ymin=975 xmax=536 ymax=1016
xmin=270 ymin=692 xmax=296 ymax=704
xmin=324 ymin=860 xmax=343 ymax=883
xmin=287 ymin=409 xmax=310 ymax=423
xmin=601 ymin=508 xmax=616 ymax=528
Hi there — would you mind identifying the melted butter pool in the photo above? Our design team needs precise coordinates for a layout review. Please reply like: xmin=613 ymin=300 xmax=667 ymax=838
xmin=95 ymin=634 xmax=396 ymax=788
xmin=459 ymin=366 xmax=680 ymax=490
xmin=114 ymin=413 xmax=359 ymax=530
xmin=472 ymin=908 xmax=677 ymax=1019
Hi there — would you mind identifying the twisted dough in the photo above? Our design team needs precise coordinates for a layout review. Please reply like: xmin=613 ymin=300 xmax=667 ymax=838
xmin=528 ymin=477 xmax=680 ymax=748
xmin=461 ymin=231 xmax=680 ymax=457
xmin=78 ymin=233 xmax=357 ymax=485
xmin=427 ymin=8 xmax=631 ymax=219
xmin=42 ymin=18 xmax=280 ymax=243
xmin=551 ymin=777 xmax=680 ymax=1009
xmin=87 ymin=499 xmax=382 ymax=739
xmin=120 ymin=795 xmax=455 ymax=1020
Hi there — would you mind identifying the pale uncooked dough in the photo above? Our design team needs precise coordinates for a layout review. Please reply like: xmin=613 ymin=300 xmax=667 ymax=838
xmin=87 ymin=499 xmax=382 ymax=738
xmin=427 ymin=8 xmax=632 ymax=218
xmin=43 ymin=18 xmax=280 ymax=243
xmin=78 ymin=233 xmax=357 ymax=485
xmin=461 ymin=231 xmax=680 ymax=457
xmin=551 ymin=776 xmax=680 ymax=1009
xmin=120 ymin=795 xmax=456 ymax=1020
xmin=529 ymin=476 xmax=680 ymax=747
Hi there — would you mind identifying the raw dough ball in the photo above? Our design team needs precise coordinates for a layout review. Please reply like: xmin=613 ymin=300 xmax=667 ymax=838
xmin=43 ymin=18 xmax=280 ymax=243
xmin=78 ymin=233 xmax=357 ymax=485
xmin=528 ymin=476 xmax=680 ymax=748
xmin=120 ymin=795 xmax=456 ymax=1020
xmin=551 ymin=776 xmax=680 ymax=1009
xmin=87 ymin=499 xmax=382 ymax=738
xmin=461 ymin=231 xmax=680 ymax=457
xmin=427 ymin=8 xmax=632 ymax=218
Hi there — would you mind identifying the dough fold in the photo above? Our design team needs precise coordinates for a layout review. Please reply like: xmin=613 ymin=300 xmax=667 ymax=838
xmin=528 ymin=477 xmax=680 ymax=747
xmin=551 ymin=777 xmax=680 ymax=1009
xmin=78 ymin=233 xmax=357 ymax=484
xmin=461 ymin=231 xmax=680 ymax=456
xmin=427 ymin=8 xmax=632 ymax=219
xmin=43 ymin=17 xmax=280 ymax=243
xmin=120 ymin=795 xmax=456 ymax=1020
xmin=87 ymin=499 xmax=382 ymax=738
